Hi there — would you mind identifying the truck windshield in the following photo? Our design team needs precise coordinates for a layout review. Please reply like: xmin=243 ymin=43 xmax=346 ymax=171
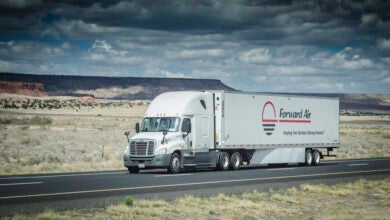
xmin=141 ymin=117 xmax=180 ymax=132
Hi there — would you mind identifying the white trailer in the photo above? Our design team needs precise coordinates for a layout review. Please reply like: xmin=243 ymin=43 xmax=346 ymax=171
xmin=123 ymin=91 xmax=339 ymax=173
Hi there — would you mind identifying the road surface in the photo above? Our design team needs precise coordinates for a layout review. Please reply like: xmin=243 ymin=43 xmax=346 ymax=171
xmin=0 ymin=158 xmax=389 ymax=215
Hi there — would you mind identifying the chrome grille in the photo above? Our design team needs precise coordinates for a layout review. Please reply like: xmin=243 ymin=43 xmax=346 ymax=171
xmin=130 ymin=140 xmax=155 ymax=156
xmin=130 ymin=142 xmax=136 ymax=155
xmin=147 ymin=141 xmax=154 ymax=155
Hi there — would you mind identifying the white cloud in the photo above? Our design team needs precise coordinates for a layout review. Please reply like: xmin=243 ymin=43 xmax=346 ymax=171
xmin=361 ymin=14 xmax=378 ymax=26
xmin=160 ymin=70 xmax=187 ymax=78
xmin=0 ymin=41 xmax=65 ymax=61
xmin=307 ymin=82 xmax=344 ymax=91
xmin=164 ymin=49 xmax=226 ymax=59
xmin=325 ymin=47 xmax=374 ymax=70
xmin=0 ymin=59 xmax=13 ymax=70
xmin=254 ymin=75 xmax=267 ymax=82
xmin=191 ymin=69 xmax=232 ymax=79
xmin=265 ymin=65 xmax=318 ymax=75
xmin=238 ymin=48 xmax=271 ymax=64
xmin=42 ymin=20 xmax=127 ymax=38
xmin=377 ymin=38 xmax=390 ymax=50
xmin=84 ymin=40 xmax=145 ymax=65
xmin=381 ymin=57 xmax=390 ymax=64
xmin=382 ymin=77 xmax=390 ymax=83
xmin=61 ymin=42 xmax=71 ymax=49
xmin=0 ymin=59 xmax=35 ymax=73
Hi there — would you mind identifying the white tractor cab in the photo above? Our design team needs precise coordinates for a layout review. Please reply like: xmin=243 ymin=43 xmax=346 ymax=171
xmin=124 ymin=91 xmax=217 ymax=173
xmin=123 ymin=91 xmax=339 ymax=173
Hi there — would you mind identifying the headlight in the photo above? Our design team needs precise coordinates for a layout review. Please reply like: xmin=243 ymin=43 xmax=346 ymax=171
xmin=156 ymin=147 xmax=167 ymax=155
xmin=124 ymin=146 xmax=129 ymax=155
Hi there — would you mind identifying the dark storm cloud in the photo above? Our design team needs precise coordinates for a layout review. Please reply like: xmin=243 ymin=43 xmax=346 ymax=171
xmin=0 ymin=0 xmax=389 ymax=93
xmin=1 ymin=0 xmax=389 ymax=41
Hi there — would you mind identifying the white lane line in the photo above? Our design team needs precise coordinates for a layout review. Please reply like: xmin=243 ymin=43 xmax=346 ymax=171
xmin=322 ymin=158 xmax=389 ymax=164
xmin=0 ymin=172 xmax=126 ymax=180
xmin=348 ymin=163 xmax=369 ymax=166
xmin=267 ymin=168 xmax=295 ymax=171
xmin=0 ymin=182 xmax=43 ymax=186
xmin=155 ymin=174 xmax=192 ymax=178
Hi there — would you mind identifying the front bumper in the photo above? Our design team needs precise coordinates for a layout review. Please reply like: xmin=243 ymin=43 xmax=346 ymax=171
xmin=123 ymin=153 xmax=172 ymax=169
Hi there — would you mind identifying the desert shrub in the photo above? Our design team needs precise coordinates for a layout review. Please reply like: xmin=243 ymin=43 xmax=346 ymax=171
xmin=0 ymin=117 xmax=13 ymax=124
xmin=26 ymin=116 xmax=52 ymax=125
xmin=0 ymin=116 xmax=52 ymax=125
xmin=125 ymin=196 xmax=134 ymax=206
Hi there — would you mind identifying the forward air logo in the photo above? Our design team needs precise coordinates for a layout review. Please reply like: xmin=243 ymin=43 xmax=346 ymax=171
xmin=261 ymin=101 xmax=312 ymax=136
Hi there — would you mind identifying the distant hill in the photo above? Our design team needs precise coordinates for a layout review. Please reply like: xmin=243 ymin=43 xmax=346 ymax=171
xmin=0 ymin=72 xmax=389 ymax=113
xmin=0 ymin=72 xmax=234 ymax=100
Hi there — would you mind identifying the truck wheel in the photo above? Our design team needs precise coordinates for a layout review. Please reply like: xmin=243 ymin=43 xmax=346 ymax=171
xmin=217 ymin=152 xmax=230 ymax=171
xmin=128 ymin=167 xmax=139 ymax=173
xmin=168 ymin=153 xmax=181 ymax=174
xmin=312 ymin=150 xmax=321 ymax=166
xmin=305 ymin=149 xmax=313 ymax=166
xmin=230 ymin=152 xmax=241 ymax=170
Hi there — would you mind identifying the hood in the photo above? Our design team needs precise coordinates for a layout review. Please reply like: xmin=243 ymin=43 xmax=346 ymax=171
xmin=130 ymin=132 xmax=180 ymax=146
xmin=131 ymin=132 xmax=163 ymax=142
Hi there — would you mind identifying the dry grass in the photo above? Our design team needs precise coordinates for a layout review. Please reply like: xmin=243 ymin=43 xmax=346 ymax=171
xmin=8 ymin=178 xmax=390 ymax=220
xmin=0 ymin=94 xmax=389 ymax=175
xmin=336 ymin=115 xmax=390 ymax=159
xmin=0 ymin=95 xmax=147 ymax=175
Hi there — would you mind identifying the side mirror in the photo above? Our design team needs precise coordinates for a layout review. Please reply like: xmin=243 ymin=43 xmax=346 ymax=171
xmin=181 ymin=123 xmax=191 ymax=138
xmin=135 ymin=123 xmax=140 ymax=133
xmin=161 ymin=130 xmax=168 ymax=144
xmin=124 ymin=131 xmax=130 ymax=143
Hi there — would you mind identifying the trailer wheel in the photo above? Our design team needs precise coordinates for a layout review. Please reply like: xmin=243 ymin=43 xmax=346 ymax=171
xmin=312 ymin=150 xmax=321 ymax=166
xmin=305 ymin=149 xmax=313 ymax=166
xmin=217 ymin=152 xmax=230 ymax=171
xmin=230 ymin=152 xmax=242 ymax=170
xmin=168 ymin=153 xmax=181 ymax=174
xmin=128 ymin=167 xmax=139 ymax=173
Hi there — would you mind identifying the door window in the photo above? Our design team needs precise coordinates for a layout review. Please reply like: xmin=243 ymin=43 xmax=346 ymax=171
xmin=181 ymin=118 xmax=191 ymax=133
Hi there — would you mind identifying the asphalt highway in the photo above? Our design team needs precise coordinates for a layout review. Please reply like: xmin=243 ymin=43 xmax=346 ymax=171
xmin=0 ymin=158 xmax=389 ymax=215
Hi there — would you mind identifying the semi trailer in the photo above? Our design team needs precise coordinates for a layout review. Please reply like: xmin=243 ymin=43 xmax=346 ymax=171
xmin=123 ymin=91 xmax=339 ymax=173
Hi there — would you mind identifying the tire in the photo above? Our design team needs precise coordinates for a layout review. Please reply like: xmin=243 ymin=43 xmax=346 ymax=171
xmin=305 ymin=149 xmax=313 ymax=166
xmin=168 ymin=153 xmax=181 ymax=174
xmin=230 ymin=152 xmax=242 ymax=170
xmin=217 ymin=152 xmax=230 ymax=171
xmin=128 ymin=167 xmax=139 ymax=173
xmin=312 ymin=150 xmax=321 ymax=166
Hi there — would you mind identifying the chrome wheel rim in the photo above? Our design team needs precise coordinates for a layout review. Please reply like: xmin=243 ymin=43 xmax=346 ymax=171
xmin=172 ymin=157 xmax=180 ymax=171
xmin=306 ymin=152 xmax=312 ymax=164
xmin=223 ymin=155 xmax=229 ymax=168
xmin=314 ymin=152 xmax=320 ymax=164
xmin=233 ymin=155 xmax=240 ymax=168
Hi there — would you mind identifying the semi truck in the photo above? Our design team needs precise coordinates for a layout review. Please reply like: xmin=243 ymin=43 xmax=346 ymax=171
xmin=123 ymin=91 xmax=339 ymax=173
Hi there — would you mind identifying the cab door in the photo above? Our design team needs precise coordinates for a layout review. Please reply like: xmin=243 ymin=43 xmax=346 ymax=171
xmin=181 ymin=117 xmax=193 ymax=153
xmin=193 ymin=116 xmax=210 ymax=151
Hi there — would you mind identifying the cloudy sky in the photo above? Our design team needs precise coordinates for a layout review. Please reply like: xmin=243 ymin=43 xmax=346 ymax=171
xmin=0 ymin=0 xmax=389 ymax=94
